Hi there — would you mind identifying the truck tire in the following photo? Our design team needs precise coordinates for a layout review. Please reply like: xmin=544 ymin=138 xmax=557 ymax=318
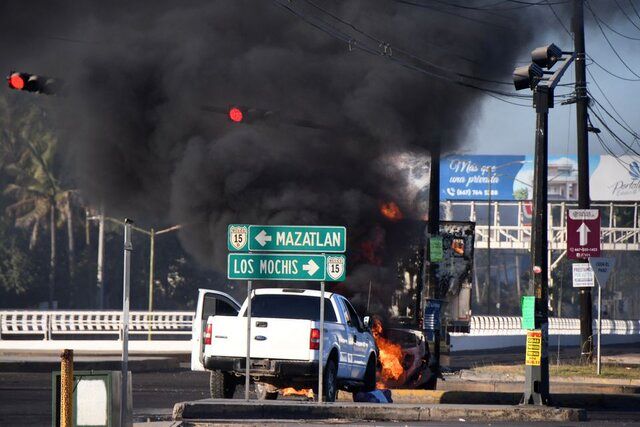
xmin=362 ymin=355 xmax=377 ymax=392
xmin=323 ymin=359 xmax=338 ymax=402
xmin=209 ymin=370 xmax=236 ymax=399
xmin=255 ymin=382 xmax=279 ymax=400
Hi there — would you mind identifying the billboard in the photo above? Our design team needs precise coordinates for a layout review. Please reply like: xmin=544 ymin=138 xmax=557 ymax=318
xmin=439 ymin=154 xmax=634 ymax=201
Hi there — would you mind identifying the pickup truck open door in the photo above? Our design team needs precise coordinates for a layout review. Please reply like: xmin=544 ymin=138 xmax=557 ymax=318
xmin=191 ymin=289 xmax=241 ymax=371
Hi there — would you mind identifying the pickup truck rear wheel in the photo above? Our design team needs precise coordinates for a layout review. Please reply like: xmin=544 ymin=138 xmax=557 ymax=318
xmin=209 ymin=370 xmax=236 ymax=399
xmin=323 ymin=359 xmax=338 ymax=402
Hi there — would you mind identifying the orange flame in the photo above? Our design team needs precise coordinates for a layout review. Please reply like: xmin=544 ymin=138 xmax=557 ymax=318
xmin=379 ymin=201 xmax=403 ymax=221
xmin=281 ymin=387 xmax=314 ymax=399
xmin=372 ymin=318 xmax=404 ymax=388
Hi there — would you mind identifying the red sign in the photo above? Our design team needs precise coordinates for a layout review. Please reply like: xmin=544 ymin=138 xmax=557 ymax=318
xmin=567 ymin=209 xmax=601 ymax=260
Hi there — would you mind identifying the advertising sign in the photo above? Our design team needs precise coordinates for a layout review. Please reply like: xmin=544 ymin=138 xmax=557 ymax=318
xmin=572 ymin=263 xmax=595 ymax=288
xmin=567 ymin=209 xmax=601 ymax=259
xmin=439 ymin=154 xmax=625 ymax=201
xmin=521 ymin=296 xmax=535 ymax=330
xmin=591 ymin=156 xmax=640 ymax=201
xmin=440 ymin=155 xmax=525 ymax=200
xmin=525 ymin=330 xmax=542 ymax=366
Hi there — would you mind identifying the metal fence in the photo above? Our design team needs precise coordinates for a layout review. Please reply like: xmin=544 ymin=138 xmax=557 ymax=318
xmin=1 ymin=310 xmax=638 ymax=354
xmin=0 ymin=310 xmax=193 ymax=340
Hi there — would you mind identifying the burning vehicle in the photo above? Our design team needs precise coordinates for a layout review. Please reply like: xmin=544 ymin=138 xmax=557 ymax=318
xmin=349 ymin=214 xmax=475 ymax=390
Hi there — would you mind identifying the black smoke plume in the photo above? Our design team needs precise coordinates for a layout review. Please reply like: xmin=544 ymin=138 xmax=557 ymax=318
xmin=1 ymin=1 xmax=561 ymax=305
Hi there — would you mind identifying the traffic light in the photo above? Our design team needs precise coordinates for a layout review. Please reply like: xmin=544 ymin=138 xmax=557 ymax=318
xmin=513 ymin=63 xmax=543 ymax=91
xmin=228 ymin=106 xmax=244 ymax=123
xmin=6 ymin=71 xmax=59 ymax=95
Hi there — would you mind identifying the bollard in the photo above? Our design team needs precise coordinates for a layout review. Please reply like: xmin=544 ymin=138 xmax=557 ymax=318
xmin=60 ymin=349 xmax=73 ymax=427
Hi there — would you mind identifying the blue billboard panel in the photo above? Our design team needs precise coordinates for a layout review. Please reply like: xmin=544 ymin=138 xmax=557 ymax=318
xmin=441 ymin=155 xmax=526 ymax=200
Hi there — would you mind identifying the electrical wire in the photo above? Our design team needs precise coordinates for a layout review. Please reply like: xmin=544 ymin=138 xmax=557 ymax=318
xmin=586 ymin=67 xmax=636 ymax=133
xmin=390 ymin=0 xmax=516 ymax=30
xmin=302 ymin=0 xmax=518 ymax=86
xmin=615 ymin=0 xmax=640 ymax=32
xmin=586 ymin=0 xmax=640 ymax=80
xmin=273 ymin=0 xmax=583 ymax=109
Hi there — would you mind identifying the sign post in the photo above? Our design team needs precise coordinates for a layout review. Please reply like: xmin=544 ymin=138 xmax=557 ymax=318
xmin=318 ymin=279 xmax=325 ymax=403
xmin=227 ymin=224 xmax=347 ymax=404
xmin=589 ymin=257 xmax=615 ymax=375
xmin=121 ymin=219 xmax=133 ymax=427
xmin=245 ymin=281 xmax=252 ymax=401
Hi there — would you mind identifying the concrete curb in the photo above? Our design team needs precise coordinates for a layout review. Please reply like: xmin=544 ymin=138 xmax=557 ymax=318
xmin=172 ymin=400 xmax=585 ymax=423
xmin=335 ymin=389 xmax=640 ymax=410
xmin=438 ymin=378 xmax=640 ymax=394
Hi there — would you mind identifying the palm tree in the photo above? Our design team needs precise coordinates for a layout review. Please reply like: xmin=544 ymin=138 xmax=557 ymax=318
xmin=2 ymin=102 xmax=74 ymax=307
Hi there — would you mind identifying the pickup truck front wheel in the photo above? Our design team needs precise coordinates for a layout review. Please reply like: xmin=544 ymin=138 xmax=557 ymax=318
xmin=323 ymin=359 xmax=338 ymax=402
xmin=209 ymin=370 xmax=236 ymax=399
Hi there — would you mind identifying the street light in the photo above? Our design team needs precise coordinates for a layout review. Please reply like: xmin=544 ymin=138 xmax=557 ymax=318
xmin=513 ymin=44 xmax=575 ymax=406
xmin=485 ymin=159 xmax=526 ymax=315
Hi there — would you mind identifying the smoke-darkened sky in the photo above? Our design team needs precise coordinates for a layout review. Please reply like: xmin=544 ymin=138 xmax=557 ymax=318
xmin=0 ymin=0 xmax=568 ymax=271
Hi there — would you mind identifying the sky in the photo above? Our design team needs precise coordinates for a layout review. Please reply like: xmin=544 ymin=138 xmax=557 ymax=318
xmin=463 ymin=1 xmax=640 ymax=157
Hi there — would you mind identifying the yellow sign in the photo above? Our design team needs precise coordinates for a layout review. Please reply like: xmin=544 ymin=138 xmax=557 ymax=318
xmin=525 ymin=330 xmax=542 ymax=366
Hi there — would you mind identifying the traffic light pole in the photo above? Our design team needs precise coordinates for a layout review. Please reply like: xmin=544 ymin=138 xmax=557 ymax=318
xmin=523 ymin=86 xmax=551 ymax=405
xmin=573 ymin=0 xmax=594 ymax=363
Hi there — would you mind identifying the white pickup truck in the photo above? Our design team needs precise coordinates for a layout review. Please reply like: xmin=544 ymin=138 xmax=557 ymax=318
xmin=191 ymin=288 xmax=377 ymax=401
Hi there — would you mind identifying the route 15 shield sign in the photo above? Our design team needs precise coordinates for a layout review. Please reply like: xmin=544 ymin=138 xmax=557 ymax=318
xmin=228 ymin=225 xmax=248 ymax=251
xmin=326 ymin=255 xmax=345 ymax=281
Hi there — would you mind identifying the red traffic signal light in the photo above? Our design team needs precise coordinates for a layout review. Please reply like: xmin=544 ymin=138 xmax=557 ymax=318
xmin=8 ymin=73 xmax=26 ymax=90
xmin=6 ymin=71 xmax=59 ymax=94
xmin=229 ymin=107 xmax=244 ymax=123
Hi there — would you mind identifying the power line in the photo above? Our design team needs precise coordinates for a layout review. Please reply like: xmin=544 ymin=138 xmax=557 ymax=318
xmin=586 ymin=67 xmax=636 ymax=132
xmin=390 ymin=0 xmax=515 ymax=30
xmin=276 ymin=0 xmax=536 ymax=102
xmin=614 ymin=0 xmax=640 ymax=32
xmin=586 ymin=0 xmax=640 ymax=79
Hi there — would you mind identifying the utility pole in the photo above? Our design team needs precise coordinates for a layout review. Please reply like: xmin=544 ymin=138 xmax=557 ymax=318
xmin=573 ymin=0 xmax=594 ymax=362
xmin=426 ymin=144 xmax=441 ymax=388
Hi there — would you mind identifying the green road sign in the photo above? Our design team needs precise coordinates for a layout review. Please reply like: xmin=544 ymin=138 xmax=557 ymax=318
xmin=228 ymin=224 xmax=346 ymax=253
xmin=227 ymin=253 xmax=346 ymax=282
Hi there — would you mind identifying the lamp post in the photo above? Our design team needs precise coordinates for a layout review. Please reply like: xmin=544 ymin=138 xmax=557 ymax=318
xmin=513 ymin=43 xmax=575 ymax=406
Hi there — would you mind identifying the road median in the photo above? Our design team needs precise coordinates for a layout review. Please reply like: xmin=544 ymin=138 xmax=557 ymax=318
xmin=173 ymin=399 xmax=585 ymax=423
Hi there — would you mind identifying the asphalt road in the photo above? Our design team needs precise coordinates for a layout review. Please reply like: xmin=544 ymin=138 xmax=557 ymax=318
xmin=3 ymin=342 xmax=640 ymax=427
xmin=0 ymin=370 xmax=212 ymax=426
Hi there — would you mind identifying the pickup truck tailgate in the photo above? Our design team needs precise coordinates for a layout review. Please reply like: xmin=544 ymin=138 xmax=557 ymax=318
xmin=208 ymin=316 xmax=314 ymax=361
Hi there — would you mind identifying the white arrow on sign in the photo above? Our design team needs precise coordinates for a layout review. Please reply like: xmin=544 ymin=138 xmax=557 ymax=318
xmin=577 ymin=222 xmax=590 ymax=246
xmin=302 ymin=260 xmax=320 ymax=276
xmin=254 ymin=230 xmax=272 ymax=247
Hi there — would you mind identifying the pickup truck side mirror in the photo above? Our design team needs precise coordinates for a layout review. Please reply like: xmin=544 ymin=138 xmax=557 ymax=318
xmin=363 ymin=316 xmax=371 ymax=330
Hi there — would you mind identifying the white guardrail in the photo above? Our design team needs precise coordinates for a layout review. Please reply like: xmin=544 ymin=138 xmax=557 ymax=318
xmin=0 ymin=311 xmax=639 ymax=353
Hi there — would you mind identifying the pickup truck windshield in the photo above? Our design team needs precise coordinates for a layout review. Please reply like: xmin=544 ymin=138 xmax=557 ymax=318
xmin=245 ymin=294 xmax=337 ymax=322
